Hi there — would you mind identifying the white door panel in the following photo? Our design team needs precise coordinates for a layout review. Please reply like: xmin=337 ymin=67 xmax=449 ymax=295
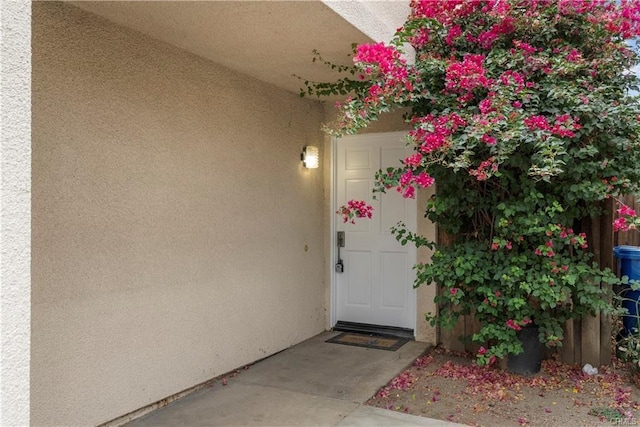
xmin=335 ymin=133 xmax=417 ymax=329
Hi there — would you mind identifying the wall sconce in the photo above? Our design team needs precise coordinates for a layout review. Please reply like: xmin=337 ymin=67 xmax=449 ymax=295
xmin=301 ymin=145 xmax=319 ymax=169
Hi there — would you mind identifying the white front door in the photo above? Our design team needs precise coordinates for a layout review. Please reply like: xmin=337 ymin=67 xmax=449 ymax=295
xmin=334 ymin=132 xmax=417 ymax=330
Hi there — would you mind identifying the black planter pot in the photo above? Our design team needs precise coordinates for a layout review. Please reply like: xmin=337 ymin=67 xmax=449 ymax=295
xmin=507 ymin=325 xmax=541 ymax=375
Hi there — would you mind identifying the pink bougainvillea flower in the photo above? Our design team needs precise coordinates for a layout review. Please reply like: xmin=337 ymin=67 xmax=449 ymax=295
xmin=565 ymin=48 xmax=583 ymax=62
xmin=614 ymin=217 xmax=629 ymax=232
xmin=479 ymin=97 xmax=495 ymax=114
xmin=445 ymin=24 xmax=462 ymax=46
xmin=482 ymin=134 xmax=497 ymax=145
xmin=523 ymin=115 xmax=550 ymax=131
xmin=469 ymin=157 xmax=498 ymax=181
xmin=404 ymin=152 xmax=423 ymax=167
xmin=499 ymin=70 xmax=526 ymax=92
xmin=411 ymin=0 xmax=480 ymax=25
xmin=513 ymin=39 xmax=538 ymax=54
xmin=415 ymin=172 xmax=434 ymax=188
xmin=618 ymin=203 xmax=637 ymax=218
xmin=506 ymin=319 xmax=522 ymax=331
xmin=445 ymin=54 xmax=493 ymax=100
xmin=354 ymin=42 xmax=401 ymax=73
xmin=336 ymin=200 xmax=374 ymax=224
xmin=402 ymin=185 xmax=416 ymax=199
xmin=408 ymin=27 xmax=430 ymax=49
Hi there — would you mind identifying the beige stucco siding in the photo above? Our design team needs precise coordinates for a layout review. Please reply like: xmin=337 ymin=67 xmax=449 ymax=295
xmin=31 ymin=3 xmax=326 ymax=425
xmin=1 ymin=2 xmax=31 ymax=426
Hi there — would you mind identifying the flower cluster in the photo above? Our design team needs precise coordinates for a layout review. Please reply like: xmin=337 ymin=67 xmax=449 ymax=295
xmin=336 ymin=200 xmax=373 ymax=224
xmin=397 ymin=170 xmax=434 ymax=199
xmin=354 ymin=42 xmax=411 ymax=94
xmin=354 ymin=42 xmax=403 ymax=75
xmin=523 ymin=114 xmax=582 ymax=138
xmin=506 ymin=317 xmax=532 ymax=331
xmin=470 ymin=157 xmax=498 ymax=181
xmin=409 ymin=113 xmax=466 ymax=156
xmin=445 ymin=54 xmax=493 ymax=103
xmin=614 ymin=201 xmax=640 ymax=232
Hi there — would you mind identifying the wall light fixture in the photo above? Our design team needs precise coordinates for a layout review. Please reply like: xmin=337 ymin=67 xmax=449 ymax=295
xmin=301 ymin=146 xmax=319 ymax=169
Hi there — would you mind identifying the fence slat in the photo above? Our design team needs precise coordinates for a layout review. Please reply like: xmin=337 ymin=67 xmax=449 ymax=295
xmin=581 ymin=316 xmax=600 ymax=366
xmin=561 ymin=319 xmax=576 ymax=363
xmin=600 ymin=198 xmax=615 ymax=365
xmin=580 ymin=216 xmax=602 ymax=365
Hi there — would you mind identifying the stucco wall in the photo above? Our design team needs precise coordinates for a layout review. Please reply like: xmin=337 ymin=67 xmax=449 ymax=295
xmin=31 ymin=3 xmax=326 ymax=425
xmin=322 ymin=1 xmax=410 ymax=44
xmin=1 ymin=2 xmax=31 ymax=426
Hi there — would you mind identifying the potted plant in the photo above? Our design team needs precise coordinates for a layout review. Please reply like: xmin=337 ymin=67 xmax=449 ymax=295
xmin=317 ymin=0 xmax=640 ymax=369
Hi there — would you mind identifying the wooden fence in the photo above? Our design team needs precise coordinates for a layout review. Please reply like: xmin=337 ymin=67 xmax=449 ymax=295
xmin=438 ymin=197 xmax=638 ymax=367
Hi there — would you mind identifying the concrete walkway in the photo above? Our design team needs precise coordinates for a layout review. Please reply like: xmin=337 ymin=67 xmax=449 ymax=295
xmin=125 ymin=332 xmax=464 ymax=426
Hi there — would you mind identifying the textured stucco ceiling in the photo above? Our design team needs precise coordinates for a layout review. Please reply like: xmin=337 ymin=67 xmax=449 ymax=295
xmin=70 ymin=1 xmax=379 ymax=97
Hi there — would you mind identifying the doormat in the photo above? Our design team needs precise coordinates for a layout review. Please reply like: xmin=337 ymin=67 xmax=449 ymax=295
xmin=325 ymin=332 xmax=410 ymax=351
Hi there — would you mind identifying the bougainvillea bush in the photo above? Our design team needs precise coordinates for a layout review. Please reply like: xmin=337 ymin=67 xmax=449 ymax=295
xmin=314 ymin=0 xmax=640 ymax=365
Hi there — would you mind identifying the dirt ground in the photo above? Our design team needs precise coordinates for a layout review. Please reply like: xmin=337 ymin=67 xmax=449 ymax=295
xmin=366 ymin=346 xmax=640 ymax=426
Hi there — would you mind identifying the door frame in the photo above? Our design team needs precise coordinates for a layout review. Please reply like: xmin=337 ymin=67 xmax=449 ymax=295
xmin=329 ymin=131 xmax=417 ymax=334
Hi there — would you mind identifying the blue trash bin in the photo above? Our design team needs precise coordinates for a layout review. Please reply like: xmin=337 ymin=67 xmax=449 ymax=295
xmin=614 ymin=245 xmax=640 ymax=334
